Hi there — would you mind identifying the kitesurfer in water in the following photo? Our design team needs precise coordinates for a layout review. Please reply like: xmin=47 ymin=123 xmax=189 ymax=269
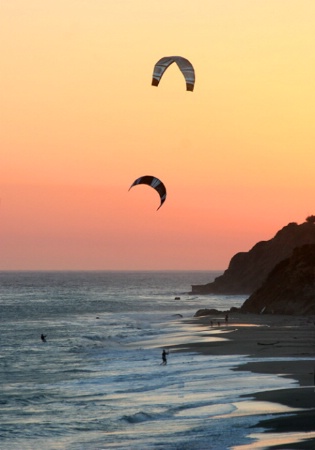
xmin=162 ymin=349 xmax=169 ymax=365
xmin=41 ymin=334 xmax=47 ymax=342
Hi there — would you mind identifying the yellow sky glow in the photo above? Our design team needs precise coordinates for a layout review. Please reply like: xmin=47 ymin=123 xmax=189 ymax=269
xmin=1 ymin=1 xmax=314 ymax=270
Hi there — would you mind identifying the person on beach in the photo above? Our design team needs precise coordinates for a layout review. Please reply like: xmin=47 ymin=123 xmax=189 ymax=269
xmin=225 ymin=314 xmax=229 ymax=324
xmin=162 ymin=349 xmax=169 ymax=365
xmin=41 ymin=334 xmax=47 ymax=342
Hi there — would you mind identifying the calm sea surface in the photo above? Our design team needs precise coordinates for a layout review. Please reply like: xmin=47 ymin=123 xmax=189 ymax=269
xmin=0 ymin=271 xmax=300 ymax=449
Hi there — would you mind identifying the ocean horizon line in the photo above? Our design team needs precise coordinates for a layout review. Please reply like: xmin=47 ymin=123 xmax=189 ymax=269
xmin=0 ymin=269 xmax=224 ymax=273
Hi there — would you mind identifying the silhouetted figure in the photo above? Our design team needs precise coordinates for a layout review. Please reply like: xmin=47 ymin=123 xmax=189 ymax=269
xmin=225 ymin=314 xmax=229 ymax=324
xmin=217 ymin=321 xmax=220 ymax=327
xmin=41 ymin=334 xmax=47 ymax=342
xmin=162 ymin=349 xmax=169 ymax=365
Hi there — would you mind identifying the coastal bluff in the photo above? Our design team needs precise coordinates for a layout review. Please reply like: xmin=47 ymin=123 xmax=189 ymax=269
xmin=191 ymin=219 xmax=315 ymax=295
xmin=241 ymin=244 xmax=315 ymax=315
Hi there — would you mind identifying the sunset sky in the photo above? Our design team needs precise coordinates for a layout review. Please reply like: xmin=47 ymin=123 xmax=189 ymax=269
xmin=1 ymin=0 xmax=315 ymax=270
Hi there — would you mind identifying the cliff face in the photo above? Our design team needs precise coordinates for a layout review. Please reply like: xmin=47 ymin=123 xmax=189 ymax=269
xmin=240 ymin=244 xmax=315 ymax=315
xmin=191 ymin=221 xmax=315 ymax=295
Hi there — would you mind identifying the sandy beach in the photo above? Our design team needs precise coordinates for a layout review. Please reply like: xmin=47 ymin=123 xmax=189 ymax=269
xmin=172 ymin=312 xmax=315 ymax=449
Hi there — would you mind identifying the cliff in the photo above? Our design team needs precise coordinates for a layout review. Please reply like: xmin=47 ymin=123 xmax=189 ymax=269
xmin=191 ymin=220 xmax=315 ymax=295
xmin=240 ymin=244 xmax=315 ymax=315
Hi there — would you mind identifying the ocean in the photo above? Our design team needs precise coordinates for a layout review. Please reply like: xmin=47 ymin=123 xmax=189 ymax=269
xmin=0 ymin=271 xmax=301 ymax=449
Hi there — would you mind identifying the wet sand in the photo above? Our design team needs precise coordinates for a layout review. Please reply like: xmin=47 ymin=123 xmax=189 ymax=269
xmin=172 ymin=312 xmax=315 ymax=449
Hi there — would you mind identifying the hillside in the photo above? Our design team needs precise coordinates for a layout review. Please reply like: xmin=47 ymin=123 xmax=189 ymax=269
xmin=240 ymin=244 xmax=315 ymax=315
xmin=191 ymin=219 xmax=315 ymax=295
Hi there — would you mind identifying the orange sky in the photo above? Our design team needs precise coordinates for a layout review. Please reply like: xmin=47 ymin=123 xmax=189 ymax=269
xmin=1 ymin=1 xmax=315 ymax=270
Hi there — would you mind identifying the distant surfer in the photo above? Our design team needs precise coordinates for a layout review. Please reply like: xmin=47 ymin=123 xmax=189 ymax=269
xmin=41 ymin=334 xmax=47 ymax=342
xmin=161 ymin=349 xmax=169 ymax=365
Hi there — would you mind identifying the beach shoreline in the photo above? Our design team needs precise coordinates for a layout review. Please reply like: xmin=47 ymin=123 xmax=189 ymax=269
xmin=171 ymin=312 xmax=315 ymax=449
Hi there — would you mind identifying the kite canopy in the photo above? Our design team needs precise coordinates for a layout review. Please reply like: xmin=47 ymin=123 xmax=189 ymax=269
xmin=151 ymin=56 xmax=195 ymax=91
xmin=129 ymin=176 xmax=167 ymax=210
